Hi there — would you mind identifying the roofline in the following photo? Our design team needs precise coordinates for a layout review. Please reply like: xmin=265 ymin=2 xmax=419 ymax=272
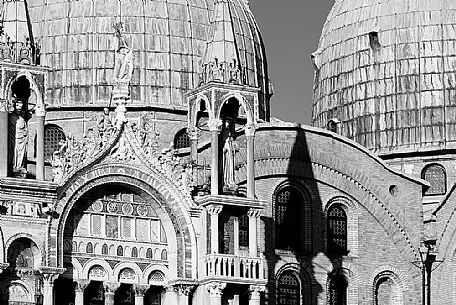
xmin=256 ymin=122 xmax=430 ymax=187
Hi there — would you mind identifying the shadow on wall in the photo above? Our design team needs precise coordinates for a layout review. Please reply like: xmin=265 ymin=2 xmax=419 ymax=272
xmin=261 ymin=128 xmax=349 ymax=305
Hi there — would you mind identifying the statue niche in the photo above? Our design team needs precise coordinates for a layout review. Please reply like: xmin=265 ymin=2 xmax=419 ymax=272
xmin=8 ymin=76 xmax=33 ymax=178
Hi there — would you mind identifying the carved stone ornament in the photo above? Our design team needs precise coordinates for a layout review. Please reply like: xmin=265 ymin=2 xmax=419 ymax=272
xmin=247 ymin=208 xmax=261 ymax=218
xmin=249 ymin=285 xmax=265 ymax=301
xmin=75 ymin=280 xmax=89 ymax=292
xmin=174 ymin=284 xmax=194 ymax=296
xmin=205 ymin=282 xmax=226 ymax=298
xmin=199 ymin=57 xmax=245 ymax=86
xmin=104 ymin=282 xmax=120 ymax=294
xmin=51 ymin=109 xmax=197 ymax=199
xmin=134 ymin=284 xmax=149 ymax=296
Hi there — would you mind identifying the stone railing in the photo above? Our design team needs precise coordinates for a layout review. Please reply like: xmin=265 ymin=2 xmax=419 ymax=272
xmin=204 ymin=253 xmax=264 ymax=281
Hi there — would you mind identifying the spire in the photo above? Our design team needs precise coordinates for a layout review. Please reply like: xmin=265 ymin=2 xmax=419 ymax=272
xmin=0 ymin=0 xmax=39 ymax=65
xmin=199 ymin=0 xmax=244 ymax=86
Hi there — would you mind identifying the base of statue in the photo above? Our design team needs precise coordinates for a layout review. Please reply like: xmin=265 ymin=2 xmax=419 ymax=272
xmin=12 ymin=167 xmax=27 ymax=178
xmin=222 ymin=184 xmax=238 ymax=195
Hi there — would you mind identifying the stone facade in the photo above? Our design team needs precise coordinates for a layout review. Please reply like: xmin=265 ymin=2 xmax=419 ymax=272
xmin=0 ymin=1 xmax=438 ymax=305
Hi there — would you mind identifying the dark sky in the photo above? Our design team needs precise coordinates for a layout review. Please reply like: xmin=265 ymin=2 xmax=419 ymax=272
xmin=249 ymin=0 xmax=333 ymax=125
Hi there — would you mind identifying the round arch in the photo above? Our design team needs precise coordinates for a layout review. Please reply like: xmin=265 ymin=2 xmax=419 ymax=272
xmin=50 ymin=164 xmax=197 ymax=280
xmin=4 ymin=71 xmax=44 ymax=108
xmin=113 ymin=262 xmax=143 ymax=284
xmin=5 ymin=234 xmax=43 ymax=270
xmin=216 ymin=93 xmax=253 ymax=125
xmin=82 ymin=259 xmax=113 ymax=281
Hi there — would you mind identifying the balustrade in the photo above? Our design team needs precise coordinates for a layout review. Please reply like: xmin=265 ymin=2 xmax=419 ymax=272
xmin=204 ymin=253 xmax=264 ymax=281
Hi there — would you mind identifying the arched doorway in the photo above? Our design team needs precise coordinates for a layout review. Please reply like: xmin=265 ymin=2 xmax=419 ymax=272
xmin=84 ymin=281 xmax=104 ymax=305
xmin=114 ymin=284 xmax=134 ymax=305
xmin=145 ymin=286 xmax=162 ymax=305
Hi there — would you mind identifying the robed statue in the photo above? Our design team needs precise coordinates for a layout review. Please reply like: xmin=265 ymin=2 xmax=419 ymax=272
xmin=222 ymin=121 xmax=238 ymax=192
xmin=9 ymin=98 xmax=31 ymax=177
xmin=112 ymin=22 xmax=134 ymax=102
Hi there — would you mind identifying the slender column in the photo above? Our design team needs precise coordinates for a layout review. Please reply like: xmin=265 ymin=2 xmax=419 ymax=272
xmin=74 ymin=280 xmax=89 ymax=305
xmin=208 ymin=119 xmax=221 ymax=195
xmin=42 ymin=273 xmax=60 ymax=305
xmin=248 ymin=285 xmax=265 ymax=305
xmin=104 ymin=282 xmax=119 ymax=305
xmin=35 ymin=103 xmax=46 ymax=180
xmin=234 ymin=216 xmax=239 ymax=255
xmin=175 ymin=284 xmax=194 ymax=305
xmin=207 ymin=204 xmax=223 ymax=253
xmin=245 ymin=124 xmax=255 ymax=198
xmin=189 ymin=129 xmax=198 ymax=163
xmin=206 ymin=282 xmax=226 ymax=305
xmin=248 ymin=208 xmax=261 ymax=257
xmin=0 ymin=99 xmax=8 ymax=177
xmin=134 ymin=284 xmax=149 ymax=305
xmin=163 ymin=286 xmax=179 ymax=305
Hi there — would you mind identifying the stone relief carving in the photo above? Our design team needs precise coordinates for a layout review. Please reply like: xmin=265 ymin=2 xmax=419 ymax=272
xmin=199 ymin=57 xmax=245 ymax=86
xmin=51 ymin=109 xmax=197 ymax=197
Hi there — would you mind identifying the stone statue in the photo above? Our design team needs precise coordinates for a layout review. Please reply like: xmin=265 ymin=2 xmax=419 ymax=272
xmin=222 ymin=122 xmax=238 ymax=191
xmin=112 ymin=22 xmax=134 ymax=101
xmin=97 ymin=108 xmax=113 ymax=140
xmin=9 ymin=98 xmax=31 ymax=177
xmin=228 ymin=58 xmax=241 ymax=84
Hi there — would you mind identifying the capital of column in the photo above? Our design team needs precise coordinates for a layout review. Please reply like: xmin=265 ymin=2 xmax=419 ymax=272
xmin=40 ymin=267 xmax=66 ymax=286
xmin=188 ymin=129 xmax=199 ymax=140
xmin=0 ymin=99 xmax=7 ymax=112
xmin=0 ymin=263 xmax=9 ymax=274
xmin=134 ymin=284 xmax=150 ymax=297
xmin=205 ymin=282 xmax=226 ymax=298
xmin=75 ymin=280 xmax=90 ymax=292
xmin=174 ymin=284 xmax=194 ymax=296
xmin=104 ymin=282 xmax=120 ymax=295
xmin=245 ymin=124 xmax=256 ymax=137
xmin=248 ymin=285 xmax=265 ymax=301
xmin=247 ymin=208 xmax=261 ymax=218
xmin=35 ymin=103 xmax=46 ymax=117
xmin=208 ymin=119 xmax=222 ymax=132
xmin=206 ymin=204 xmax=223 ymax=215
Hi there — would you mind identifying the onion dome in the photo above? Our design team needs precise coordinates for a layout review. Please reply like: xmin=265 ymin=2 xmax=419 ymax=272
xmin=21 ymin=0 xmax=270 ymax=113
xmin=312 ymin=0 xmax=456 ymax=154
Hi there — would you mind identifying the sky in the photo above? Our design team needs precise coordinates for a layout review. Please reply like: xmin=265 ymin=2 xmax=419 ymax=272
xmin=249 ymin=0 xmax=334 ymax=125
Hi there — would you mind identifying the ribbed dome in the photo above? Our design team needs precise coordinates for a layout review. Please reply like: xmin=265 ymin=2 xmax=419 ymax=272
xmin=312 ymin=0 xmax=456 ymax=154
xmin=24 ymin=0 xmax=268 ymax=110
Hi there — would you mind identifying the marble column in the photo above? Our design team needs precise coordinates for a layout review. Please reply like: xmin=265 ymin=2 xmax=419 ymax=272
xmin=189 ymin=129 xmax=198 ymax=163
xmin=104 ymin=282 xmax=119 ymax=305
xmin=42 ymin=274 xmax=58 ymax=305
xmin=208 ymin=119 xmax=221 ymax=195
xmin=248 ymin=285 xmax=265 ymax=305
xmin=205 ymin=282 xmax=226 ymax=305
xmin=74 ymin=280 xmax=89 ymax=305
xmin=163 ymin=286 xmax=179 ymax=305
xmin=207 ymin=204 xmax=223 ymax=253
xmin=175 ymin=284 xmax=194 ymax=305
xmin=134 ymin=284 xmax=149 ymax=305
xmin=0 ymin=99 xmax=8 ymax=177
xmin=245 ymin=124 xmax=255 ymax=198
xmin=248 ymin=208 xmax=261 ymax=257
xmin=35 ymin=103 xmax=46 ymax=180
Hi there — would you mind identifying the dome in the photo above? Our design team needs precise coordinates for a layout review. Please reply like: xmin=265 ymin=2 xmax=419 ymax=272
xmin=312 ymin=0 xmax=456 ymax=154
xmin=24 ymin=0 xmax=268 ymax=110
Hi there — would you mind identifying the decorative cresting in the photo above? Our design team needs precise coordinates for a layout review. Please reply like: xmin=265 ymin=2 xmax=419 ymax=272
xmin=0 ymin=0 xmax=40 ymax=65
xmin=51 ymin=111 xmax=197 ymax=198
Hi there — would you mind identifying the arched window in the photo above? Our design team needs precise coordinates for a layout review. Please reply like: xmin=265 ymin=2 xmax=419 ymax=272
xmin=327 ymin=204 xmax=348 ymax=255
xmin=275 ymin=187 xmax=301 ymax=250
xmin=174 ymin=128 xmax=190 ymax=149
xmin=421 ymin=164 xmax=446 ymax=195
xmin=328 ymin=273 xmax=347 ymax=305
xmin=161 ymin=249 xmax=168 ymax=260
xmin=277 ymin=271 xmax=300 ymax=305
xmin=375 ymin=276 xmax=394 ymax=305
xmin=131 ymin=247 xmax=138 ymax=258
xmin=117 ymin=246 xmax=123 ymax=256
xmin=146 ymin=248 xmax=153 ymax=259
xmin=102 ymin=244 xmax=108 ymax=255
xmin=43 ymin=124 xmax=66 ymax=160
xmin=86 ymin=242 xmax=93 ymax=253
